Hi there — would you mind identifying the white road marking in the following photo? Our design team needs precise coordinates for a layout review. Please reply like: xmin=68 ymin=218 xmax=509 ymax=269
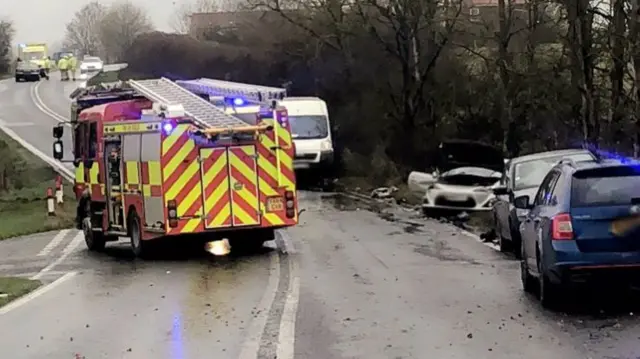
xmin=277 ymin=258 xmax=300 ymax=359
xmin=30 ymin=82 xmax=69 ymax=124
xmin=31 ymin=231 xmax=83 ymax=280
xmin=238 ymin=252 xmax=281 ymax=359
xmin=0 ymin=119 xmax=73 ymax=181
xmin=0 ymin=79 xmax=81 ymax=315
xmin=37 ymin=229 xmax=70 ymax=256
xmin=0 ymin=119 xmax=34 ymax=127
xmin=0 ymin=271 xmax=77 ymax=315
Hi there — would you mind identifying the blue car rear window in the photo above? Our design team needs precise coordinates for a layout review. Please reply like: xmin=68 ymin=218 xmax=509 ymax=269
xmin=571 ymin=166 xmax=640 ymax=206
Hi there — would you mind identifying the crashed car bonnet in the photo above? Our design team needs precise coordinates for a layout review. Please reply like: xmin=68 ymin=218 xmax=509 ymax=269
xmin=408 ymin=140 xmax=504 ymax=211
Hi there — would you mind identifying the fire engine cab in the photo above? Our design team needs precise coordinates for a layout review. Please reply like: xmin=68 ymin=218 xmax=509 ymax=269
xmin=52 ymin=77 xmax=298 ymax=257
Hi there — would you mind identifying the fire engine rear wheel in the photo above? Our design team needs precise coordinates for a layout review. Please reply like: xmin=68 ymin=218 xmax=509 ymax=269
xmin=82 ymin=218 xmax=106 ymax=251
xmin=128 ymin=211 xmax=149 ymax=258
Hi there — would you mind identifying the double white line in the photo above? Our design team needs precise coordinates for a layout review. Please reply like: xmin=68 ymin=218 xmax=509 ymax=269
xmin=30 ymin=82 xmax=69 ymax=124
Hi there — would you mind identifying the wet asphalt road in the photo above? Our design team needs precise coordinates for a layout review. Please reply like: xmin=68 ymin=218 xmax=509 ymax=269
xmin=1 ymin=74 xmax=640 ymax=358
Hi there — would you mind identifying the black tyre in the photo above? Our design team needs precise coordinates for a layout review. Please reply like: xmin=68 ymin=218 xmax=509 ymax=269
xmin=520 ymin=242 xmax=536 ymax=294
xmin=510 ymin=223 xmax=522 ymax=259
xmin=128 ymin=211 xmax=149 ymax=258
xmin=538 ymin=260 xmax=563 ymax=310
xmin=14 ymin=76 xmax=21 ymax=82
xmin=82 ymin=218 xmax=106 ymax=251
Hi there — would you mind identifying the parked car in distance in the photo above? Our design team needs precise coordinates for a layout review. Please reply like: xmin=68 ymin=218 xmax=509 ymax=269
xmin=407 ymin=139 xmax=504 ymax=213
xmin=517 ymin=159 xmax=640 ymax=309
xmin=79 ymin=56 xmax=104 ymax=80
xmin=491 ymin=149 xmax=596 ymax=257
xmin=15 ymin=61 xmax=42 ymax=82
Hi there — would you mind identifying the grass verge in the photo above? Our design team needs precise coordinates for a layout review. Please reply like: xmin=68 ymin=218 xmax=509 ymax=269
xmin=0 ymin=131 xmax=75 ymax=240
xmin=0 ymin=277 xmax=41 ymax=307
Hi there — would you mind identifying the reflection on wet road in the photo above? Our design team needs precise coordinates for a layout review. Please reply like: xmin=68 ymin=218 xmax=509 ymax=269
xmin=3 ymin=76 xmax=640 ymax=358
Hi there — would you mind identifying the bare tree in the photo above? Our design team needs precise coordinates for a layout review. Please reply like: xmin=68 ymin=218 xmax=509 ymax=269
xmin=170 ymin=0 xmax=241 ymax=34
xmin=99 ymin=1 xmax=153 ymax=62
xmin=63 ymin=2 xmax=107 ymax=57
xmin=563 ymin=0 xmax=597 ymax=145
xmin=0 ymin=19 xmax=14 ymax=74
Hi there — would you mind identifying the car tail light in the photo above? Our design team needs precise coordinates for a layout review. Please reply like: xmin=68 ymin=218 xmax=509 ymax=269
xmin=552 ymin=213 xmax=573 ymax=240
xmin=167 ymin=199 xmax=178 ymax=228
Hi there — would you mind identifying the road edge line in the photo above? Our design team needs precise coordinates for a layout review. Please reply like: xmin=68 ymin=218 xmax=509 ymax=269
xmin=0 ymin=271 xmax=77 ymax=315
xmin=0 ymin=119 xmax=73 ymax=181
xmin=276 ymin=257 xmax=300 ymax=359
xmin=237 ymin=252 xmax=281 ymax=359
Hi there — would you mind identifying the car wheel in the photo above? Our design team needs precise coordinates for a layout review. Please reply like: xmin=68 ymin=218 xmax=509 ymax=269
xmin=520 ymin=242 xmax=536 ymax=294
xmin=128 ymin=211 xmax=150 ymax=258
xmin=82 ymin=218 xmax=106 ymax=252
xmin=538 ymin=259 xmax=562 ymax=309
xmin=510 ymin=223 xmax=522 ymax=259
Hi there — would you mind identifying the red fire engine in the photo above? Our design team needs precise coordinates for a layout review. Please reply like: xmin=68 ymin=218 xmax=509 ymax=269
xmin=53 ymin=77 xmax=298 ymax=257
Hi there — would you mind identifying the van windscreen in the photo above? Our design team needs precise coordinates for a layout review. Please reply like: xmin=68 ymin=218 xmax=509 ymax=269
xmin=289 ymin=115 xmax=328 ymax=139
xmin=571 ymin=166 xmax=640 ymax=206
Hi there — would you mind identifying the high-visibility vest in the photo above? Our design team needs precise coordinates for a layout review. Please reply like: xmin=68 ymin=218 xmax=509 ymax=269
xmin=58 ymin=59 xmax=68 ymax=70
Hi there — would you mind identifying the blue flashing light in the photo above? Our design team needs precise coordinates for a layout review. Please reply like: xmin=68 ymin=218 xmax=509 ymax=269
xmin=232 ymin=98 xmax=245 ymax=106
xmin=162 ymin=122 xmax=174 ymax=135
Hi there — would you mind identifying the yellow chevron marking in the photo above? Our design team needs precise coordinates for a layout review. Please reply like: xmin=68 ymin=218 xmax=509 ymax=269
xmin=163 ymin=140 xmax=195 ymax=180
xmin=161 ymin=125 xmax=189 ymax=156
xmin=229 ymin=147 xmax=259 ymax=225
xmin=258 ymin=135 xmax=294 ymax=180
xmin=178 ymin=179 xmax=203 ymax=216
xmin=165 ymin=160 xmax=200 ymax=202
xmin=182 ymin=217 xmax=202 ymax=233
xmin=201 ymin=149 xmax=231 ymax=228
xmin=231 ymin=201 xmax=256 ymax=225
xmin=210 ymin=201 xmax=231 ymax=227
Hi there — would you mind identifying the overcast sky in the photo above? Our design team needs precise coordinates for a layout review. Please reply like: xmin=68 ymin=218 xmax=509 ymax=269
xmin=5 ymin=0 xmax=179 ymax=46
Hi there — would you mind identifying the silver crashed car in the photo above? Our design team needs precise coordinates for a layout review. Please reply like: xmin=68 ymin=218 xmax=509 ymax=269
xmin=408 ymin=140 xmax=504 ymax=213
xmin=491 ymin=149 xmax=597 ymax=256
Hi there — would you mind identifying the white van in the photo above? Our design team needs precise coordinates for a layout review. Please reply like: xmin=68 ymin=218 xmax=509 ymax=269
xmin=278 ymin=97 xmax=334 ymax=171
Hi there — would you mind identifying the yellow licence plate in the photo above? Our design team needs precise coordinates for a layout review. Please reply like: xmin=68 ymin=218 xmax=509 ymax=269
xmin=266 ymin=197 xmax=284 ymax=212
xmin=611 ymin=215 xmax=640 ymax=236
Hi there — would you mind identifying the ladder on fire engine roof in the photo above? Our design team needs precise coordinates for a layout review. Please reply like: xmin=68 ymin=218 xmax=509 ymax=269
xmin=128 ymin=77 xmax=248 ymax=129
xmin=176 ymin=78 xmax=287 ymax=105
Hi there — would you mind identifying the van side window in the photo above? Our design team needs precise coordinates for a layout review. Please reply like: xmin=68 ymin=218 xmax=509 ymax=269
xmin=88 ymin=122 xmax=98 ymax=158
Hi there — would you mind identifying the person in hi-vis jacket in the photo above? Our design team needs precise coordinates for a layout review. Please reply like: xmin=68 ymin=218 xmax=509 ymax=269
xmin=57 ymin=56 xmax=69 ymax=81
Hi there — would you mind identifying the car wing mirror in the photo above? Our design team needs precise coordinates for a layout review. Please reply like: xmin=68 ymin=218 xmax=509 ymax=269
xmin=513 ymin=195 xmax=531 ymax=209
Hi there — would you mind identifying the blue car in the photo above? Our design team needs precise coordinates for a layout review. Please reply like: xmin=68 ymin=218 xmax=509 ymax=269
xmin=516 ymin=159 xmax=640 ymax=308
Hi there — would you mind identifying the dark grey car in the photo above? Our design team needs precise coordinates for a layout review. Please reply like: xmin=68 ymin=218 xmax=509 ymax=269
xmin=15 ymin=62 xmax=42 ymax=82
xmin=491 ymin=149 xmax=596 ymax=257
